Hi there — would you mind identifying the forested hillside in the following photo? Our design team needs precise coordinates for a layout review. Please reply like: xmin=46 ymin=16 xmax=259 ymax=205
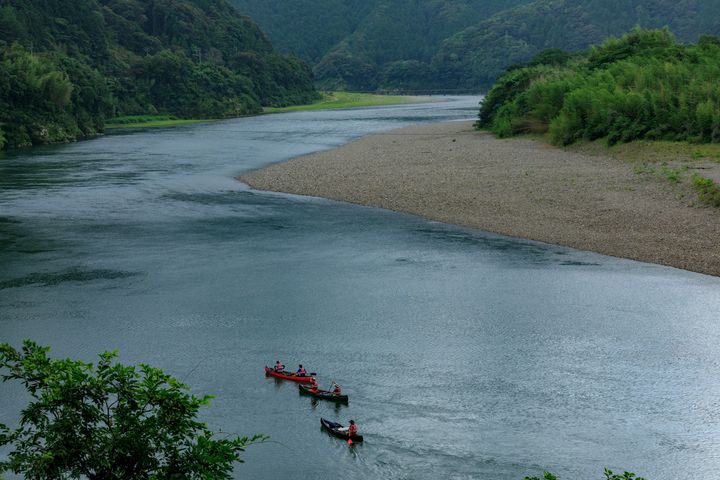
xmin=230 ymin=0 xmax=375 ymax=64
xmin=0 ymin=0 xmax=317 ymax=150
xmin=232 ymin=0 xmax=720 ymax=92
xmin=231 ymin=0 xmax=528 ymax=91
xmin=434 ymin=0 xmax=720 ymax=90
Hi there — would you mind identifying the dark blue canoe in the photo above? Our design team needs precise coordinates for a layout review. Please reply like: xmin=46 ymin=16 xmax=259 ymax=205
xmin=299 ymin=384 xmax=349 ymax=403
xmin=320 ymin=418 xmax=363 ymax=442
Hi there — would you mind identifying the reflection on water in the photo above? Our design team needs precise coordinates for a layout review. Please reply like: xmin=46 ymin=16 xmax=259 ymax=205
xmin=1 ymin=98 xmax=720 ymax=480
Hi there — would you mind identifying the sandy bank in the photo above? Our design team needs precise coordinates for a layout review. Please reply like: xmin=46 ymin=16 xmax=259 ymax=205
xmin=240 ymin=121 xmax=720 ymax=277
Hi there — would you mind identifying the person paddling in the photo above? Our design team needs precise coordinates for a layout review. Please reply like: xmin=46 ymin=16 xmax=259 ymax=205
xmin=297 ymin=364 xmax=307 ymax=377
xmin=309 ymin=377 xmax=319 ymax=392
xmin=348 ymin=420 xmax=358 ymax=437
xmin=331 ymin=382 xmax=342 ymax=396
xmin=338 ymin=419 xmax=357 ymax=437
xmin=274 ymin=360 xmax=285 ymax=372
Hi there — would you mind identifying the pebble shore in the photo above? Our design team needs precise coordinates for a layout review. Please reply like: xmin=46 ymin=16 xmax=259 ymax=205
xmin=241 ymin=121 xmax=720 ymax=277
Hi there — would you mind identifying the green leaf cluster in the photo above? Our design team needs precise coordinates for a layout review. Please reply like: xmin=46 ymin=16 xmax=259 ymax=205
xmin=692 ymin=174 xmax=720 ymax=207
xmin=524 ymin=470 xmax=647 ymax=480
xmin=480 ymin=28 xmax=720 ymax=146
xmin=0 ymin=0 xmax=318 ymax=150
xmin=0 ymin=340 xmax=264 ymax=479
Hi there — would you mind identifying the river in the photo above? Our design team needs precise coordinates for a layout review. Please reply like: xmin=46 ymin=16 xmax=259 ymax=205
xmin=1 ymin=97 xmax=720 ymax=479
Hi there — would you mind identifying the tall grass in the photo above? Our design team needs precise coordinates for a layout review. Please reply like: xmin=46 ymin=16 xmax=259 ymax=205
xmin=479 ymin=28 xmax=720 ymax=146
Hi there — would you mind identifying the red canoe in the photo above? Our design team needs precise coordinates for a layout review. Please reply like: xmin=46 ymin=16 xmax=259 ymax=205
xmin=264 ymin=367 xmax=315 ymax=383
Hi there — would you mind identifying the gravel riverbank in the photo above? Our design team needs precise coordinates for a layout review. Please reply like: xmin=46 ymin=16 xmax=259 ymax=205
xmin=241 ymin=121 xmax=720 ymax=276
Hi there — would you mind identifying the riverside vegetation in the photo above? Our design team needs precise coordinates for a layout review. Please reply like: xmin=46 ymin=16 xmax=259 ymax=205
xmin=479 ymin=28 xmax=720 ymax=207
xmin=0 ymin=0 xmax=318 ymax=150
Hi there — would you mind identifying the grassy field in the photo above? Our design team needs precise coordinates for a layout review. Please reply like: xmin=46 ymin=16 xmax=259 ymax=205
xmin=105 ymin=92 xmax=433 ymax=128
xmin=105 ymin=115 xmax=212 ymax=129
xmin=263 ymin=91 xmax=435 ymax=113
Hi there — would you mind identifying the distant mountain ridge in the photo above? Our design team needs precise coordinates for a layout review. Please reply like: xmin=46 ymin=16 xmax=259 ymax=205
xmin=434 ymin=0 xmax=720 ymax=90
xmin=231 ymin=0 xmax=720 ymax=91
xmin=231 ymin=0 xmax=528 ymax=90
xmin=0 ymin=0 xmax=317 ymax=149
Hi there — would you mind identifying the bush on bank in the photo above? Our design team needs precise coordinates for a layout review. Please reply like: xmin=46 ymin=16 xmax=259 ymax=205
xmin=478 ymin=28 xmax=720 ymax=146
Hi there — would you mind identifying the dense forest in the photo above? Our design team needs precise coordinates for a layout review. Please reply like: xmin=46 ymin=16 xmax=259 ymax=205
xmin=0 ymin=0 xmax=318 ymax=150
xmin=479 ymin=28 xmax=720 ymax=146
xmin=231 ymin=0 xmax=527 ymax=91
xmin=232 ymin=0 xmax=720 ymax=92
xmin=434 ymin=0 xmax=720 ymax=90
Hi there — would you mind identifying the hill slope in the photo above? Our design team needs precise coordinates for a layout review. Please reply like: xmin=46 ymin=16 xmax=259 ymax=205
xmin=229 ymin=0 xmax=376 ymax=64
xmin=232 ymin=0 xmax=720 ymax=91
xmin=231 ymin=0 xmax=529 ymax=90
xmin=0 ymin=0 xmax=317 ymax=149
xmin=433 ymin=0 xmax=720 ymax=90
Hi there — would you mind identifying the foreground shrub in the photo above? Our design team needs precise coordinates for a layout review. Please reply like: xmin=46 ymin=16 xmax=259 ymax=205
xmin=0 ymin=340 xmax=263 ymax=479
xmin=524 ymin=469 xmax=647 ymax=480
xmin=692 ymin=174 xmax=720 ymax=207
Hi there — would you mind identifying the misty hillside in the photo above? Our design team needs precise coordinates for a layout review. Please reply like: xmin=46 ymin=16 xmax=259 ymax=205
xmin=233 ymin=0 xmax=720 ymax=91
xmin=231 ymin=0 xmax=528 ymax=90
xmin=433 ymin=0 xmax=720 ymax=90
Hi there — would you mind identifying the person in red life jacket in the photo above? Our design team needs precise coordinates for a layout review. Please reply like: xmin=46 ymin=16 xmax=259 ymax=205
xmin=331 ymin=382 xmax=342 ymax=396
xmin=309 ymin=377 xmax=319 ymax=392
xmin=338 ymin=419 xmax=357 ymax=436
xmin=297 ymin=364 xmax=307 ymax=377
xmin=347 ymin=420 xmax=358 ymax=437
xmin=274 ymin=360 xmax=284 ymax=372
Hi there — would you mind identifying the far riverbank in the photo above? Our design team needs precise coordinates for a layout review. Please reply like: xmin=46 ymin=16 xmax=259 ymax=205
xmin=104 ymin=93 xmax=437 ymax=130
xmin=262 ymin=91 xmax=439 ymax=113
xmin=241 ymin=121 xmax=720 ymax=277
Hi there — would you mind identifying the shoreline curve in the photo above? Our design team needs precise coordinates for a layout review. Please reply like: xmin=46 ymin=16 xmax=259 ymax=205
xmin=240 ymin=121 xmax=720 ymax=277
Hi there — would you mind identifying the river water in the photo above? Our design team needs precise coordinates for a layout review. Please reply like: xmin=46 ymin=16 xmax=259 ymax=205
xmin=1 ymin=97 xmax=720 ymax=479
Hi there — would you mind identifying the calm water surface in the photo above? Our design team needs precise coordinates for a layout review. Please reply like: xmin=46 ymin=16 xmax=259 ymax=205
xmin=1 ymin=98 xmax=720 ymax=479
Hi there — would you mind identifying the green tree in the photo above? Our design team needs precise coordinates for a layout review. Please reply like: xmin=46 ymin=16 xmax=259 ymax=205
xmin=0 ymin=340 xmax=263 ymax=480
xmin=524 ymin=470 xmax=646 ymax=480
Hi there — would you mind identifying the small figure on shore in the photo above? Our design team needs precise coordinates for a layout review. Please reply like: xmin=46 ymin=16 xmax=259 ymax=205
xmin=331 ymin=382 xmax=342 ymax=396
xmin=309 ymin=377 xmax=319 ymax=392
xmin=274 ymin=360 xmax=284 ymax=372
xmin=297 ymin=364 xmax=307 ymax=376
